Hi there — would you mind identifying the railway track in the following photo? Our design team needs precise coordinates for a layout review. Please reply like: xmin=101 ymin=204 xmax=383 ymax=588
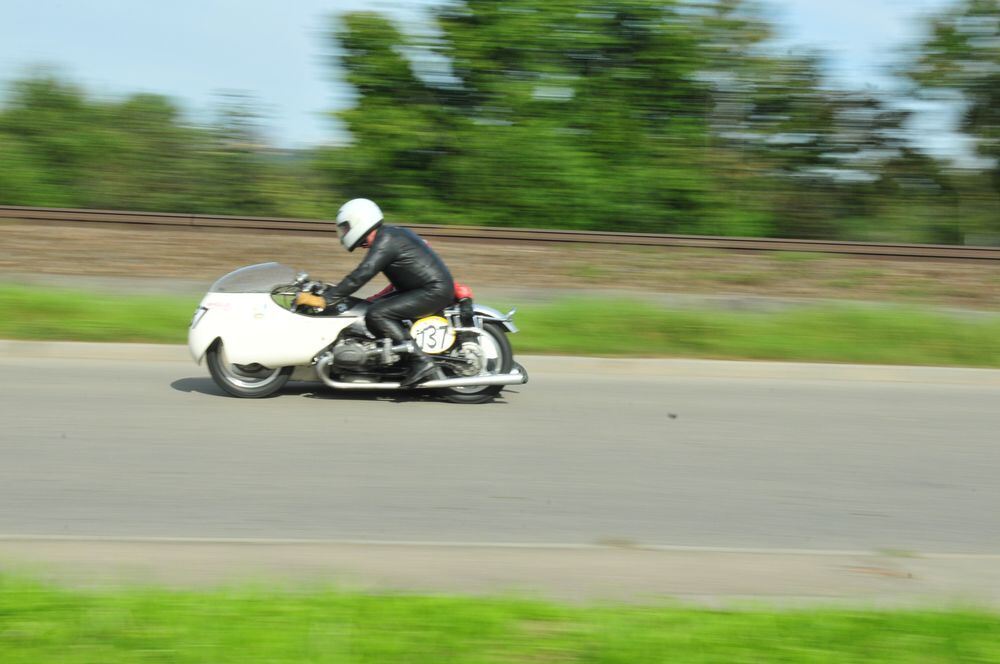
xmin=2 ymin=205 xmax=997 ymax=262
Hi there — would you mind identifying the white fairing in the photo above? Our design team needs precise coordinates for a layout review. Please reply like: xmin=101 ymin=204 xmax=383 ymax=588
xmin=188 ymin=293 xmax=355 ymax=367
xmin=187 ymin=263 xmax=357 ymax=367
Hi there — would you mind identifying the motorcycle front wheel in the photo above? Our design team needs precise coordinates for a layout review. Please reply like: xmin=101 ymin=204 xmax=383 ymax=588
xmin=440 ymin=322 xmax=514 ymax=404
xmin=206 ymin=341 xmax=293 ymax=398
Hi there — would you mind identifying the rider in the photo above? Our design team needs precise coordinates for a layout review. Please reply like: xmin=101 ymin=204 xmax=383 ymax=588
xmin=322 ymin=198 xmax=455 ymax=386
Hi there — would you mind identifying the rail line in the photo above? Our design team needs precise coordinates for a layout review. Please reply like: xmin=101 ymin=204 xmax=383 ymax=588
xmin=2 ymin=205 xmax=997 ymax=262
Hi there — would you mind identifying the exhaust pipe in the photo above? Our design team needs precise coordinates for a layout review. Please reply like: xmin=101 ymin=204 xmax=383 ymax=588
xmin=419 ymin=370 xmax=527 ymax=389
xmin=316 ymin=354 xmax=527 ymax=390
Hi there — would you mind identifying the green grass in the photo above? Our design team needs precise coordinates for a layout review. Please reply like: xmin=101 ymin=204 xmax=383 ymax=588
xmin=0 ymin=285 xmax=197 ymax=344
xmin=2 ymin=285 xmax=999 ymax=367
xmin=514 ymin=299 xmax=1000 ymax=367
xmin=1 ymin=577 xmax=999 ymax=663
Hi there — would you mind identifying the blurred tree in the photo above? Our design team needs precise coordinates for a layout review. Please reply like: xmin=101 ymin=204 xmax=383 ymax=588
xmin=324 ymin=0 xmax=959 ymax=240
xmin=83 ymin=92 xmax=204 ymax=211
xmin=0 ymin=73 xmax=333 ymax=218
xmin=1 ymin=2 xmax=991 ymax=244
xmin=0 ymin=132 xmax=69 ymax=206
xmin=906 ymin=0 xmax=1000 ymax=242
xmin=909 ymin=0 xmax=1000 ymax=189
xmin=316 ymin=12 xmax=461 ymax=222
xmin=191 ymin=92 xmax=290 ymax=216
xmin=690 ymin=1 xmax=950 ymax=240
xmin=324 ymin=1 xmax=763 ymax=233
xmin=0 ymin=75 xmax=99 ymax=206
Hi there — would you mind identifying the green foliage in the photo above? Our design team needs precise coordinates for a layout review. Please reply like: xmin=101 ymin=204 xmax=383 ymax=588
xmin=0 ymin=132 xmax=69 ymax=205
xmin=1 ymin=1 xmax=998 ymax=244
xmin=319 ymin=0 xmax=995 ymax=242
xmin=322 ymin=2 xmax=755 ymax=233
xmin=0 ymin=72 xmax=335 ymax=218
xmin=2 ymin=575 xmax=1000 ymax=663
xmin=909 ymin=0 xmax=1000 ymax=173
xmin=905 ymin=0 xmax=1000 ymax=242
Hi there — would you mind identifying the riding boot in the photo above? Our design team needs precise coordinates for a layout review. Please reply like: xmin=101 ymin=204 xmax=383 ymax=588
xmin=400 ymin=347 xmax=440 ymax=387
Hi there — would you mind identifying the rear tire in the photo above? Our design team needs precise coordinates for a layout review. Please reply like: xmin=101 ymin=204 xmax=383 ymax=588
xmin=206 ymin=341 xmax=293 ymax=398
xmin=440 ymin=322 xmax=514 ymax=404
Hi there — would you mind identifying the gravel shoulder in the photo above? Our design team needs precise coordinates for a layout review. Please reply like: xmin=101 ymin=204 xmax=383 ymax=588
xmin=2 ymin=339 xmax=999 ymax=384
xmin=4 ymin=537 xmax=1000 ymax=606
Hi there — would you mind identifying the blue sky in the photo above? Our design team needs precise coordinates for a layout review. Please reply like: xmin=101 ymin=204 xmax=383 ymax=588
xmin=0 ymin=0 xmax=965 ymax=155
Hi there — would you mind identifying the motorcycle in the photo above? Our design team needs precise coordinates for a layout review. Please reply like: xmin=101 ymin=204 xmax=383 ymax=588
xmin=188 ymin=262 xmax=528 ymax=403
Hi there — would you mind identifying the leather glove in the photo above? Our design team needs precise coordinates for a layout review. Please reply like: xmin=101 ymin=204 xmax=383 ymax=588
xmin=294 ymin=292 xmax=326 ymax=310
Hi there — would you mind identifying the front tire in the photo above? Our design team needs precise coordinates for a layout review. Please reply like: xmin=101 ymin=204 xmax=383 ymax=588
xmin=440 ymin=322 xmax=514 ymax=404
xmin=206 ymin=341 xmax=293 ymax=398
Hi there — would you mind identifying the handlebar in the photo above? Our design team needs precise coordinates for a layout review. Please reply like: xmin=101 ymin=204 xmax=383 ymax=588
xmin=288 ymin=273 xmax=342 ymax=313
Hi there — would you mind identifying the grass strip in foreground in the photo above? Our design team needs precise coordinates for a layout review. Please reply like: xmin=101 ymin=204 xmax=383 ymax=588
xmin=1 ymin=284 xmax=999 ymax=367
xmin=2 ymin=577 xmax=999 ymax=663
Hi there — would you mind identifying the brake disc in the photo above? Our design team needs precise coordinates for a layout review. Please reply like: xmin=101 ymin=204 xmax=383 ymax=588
xmin=453 ymin=342 xmax=486 ymax=376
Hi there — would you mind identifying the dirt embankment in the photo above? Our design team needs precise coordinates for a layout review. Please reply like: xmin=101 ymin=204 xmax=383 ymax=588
xmin=2 ymin=221 xmax=998 ymax=309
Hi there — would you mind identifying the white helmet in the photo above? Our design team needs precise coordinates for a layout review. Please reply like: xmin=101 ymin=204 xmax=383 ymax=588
xmin=335 ymin=198 xmax=383 ymax=251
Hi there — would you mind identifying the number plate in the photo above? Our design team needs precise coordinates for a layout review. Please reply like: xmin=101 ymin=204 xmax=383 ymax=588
xmin=410 ymin=316 xmax=456 ymax=354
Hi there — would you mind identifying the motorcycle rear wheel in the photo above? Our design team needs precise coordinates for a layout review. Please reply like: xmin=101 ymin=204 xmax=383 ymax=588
xmin=206 ymin=341 xmax=293 ymax=398
xmin=439 ymin=322 xmax=514 ymax=404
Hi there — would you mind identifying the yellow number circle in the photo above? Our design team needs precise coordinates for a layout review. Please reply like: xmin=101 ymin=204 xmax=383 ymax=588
xmin=410 ymin=316 xmax=456 ymax=354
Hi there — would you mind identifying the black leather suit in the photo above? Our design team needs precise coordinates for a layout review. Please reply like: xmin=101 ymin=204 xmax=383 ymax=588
xmin=326 ymin=225 xmax=455 ymax=343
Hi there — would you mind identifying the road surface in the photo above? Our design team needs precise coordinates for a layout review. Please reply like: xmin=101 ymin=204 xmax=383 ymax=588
xmin=2 ymin=345 xmax=998 ymax=554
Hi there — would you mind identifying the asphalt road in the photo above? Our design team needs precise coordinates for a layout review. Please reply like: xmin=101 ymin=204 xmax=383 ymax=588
xmin=2 ymin=349 xmax=999 ymax=554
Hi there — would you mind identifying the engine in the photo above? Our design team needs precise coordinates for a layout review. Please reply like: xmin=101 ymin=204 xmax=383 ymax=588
xmin=331 ymin=338 xmax=380 ymax=370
